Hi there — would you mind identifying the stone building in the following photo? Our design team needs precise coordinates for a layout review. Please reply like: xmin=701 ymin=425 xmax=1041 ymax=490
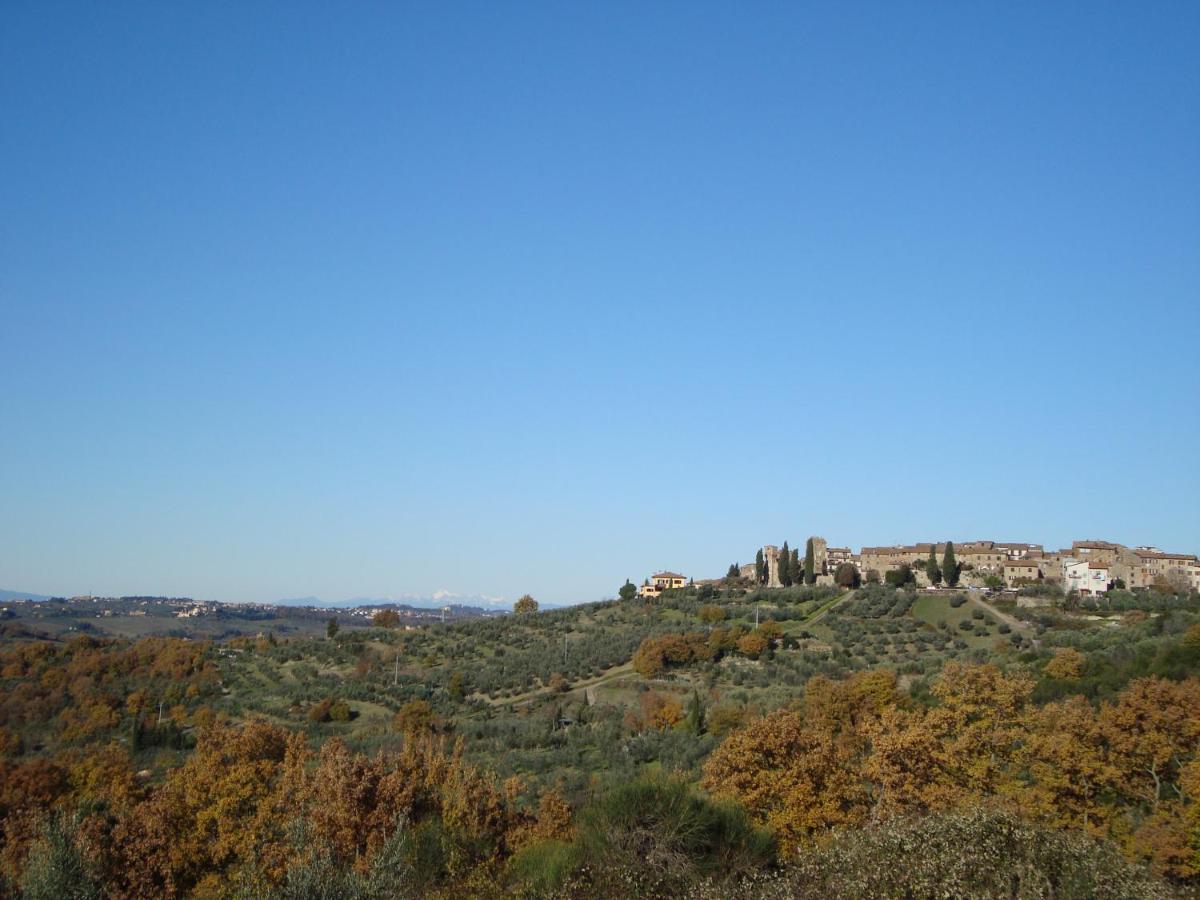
xmin=809 ymin=537 xmax=828 ymax=576
xmin=1131 ymin=549 xmax=1200 ymax=592
xmin=762 ymin=545 xmax=783 ymax=588
xmin=1002 ymin=558 xmax=1041 ymax=587
xmin=826 ymin=546 xmax=856 ymax=573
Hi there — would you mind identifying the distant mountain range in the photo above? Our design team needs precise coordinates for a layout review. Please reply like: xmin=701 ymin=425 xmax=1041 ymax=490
xmin=0 ymin=588 xmax=52 ymax=602
xmin=274 ymin=591 xmax=527 ymax=610
xmin=1 ymin=587 xmax=560 ymax=611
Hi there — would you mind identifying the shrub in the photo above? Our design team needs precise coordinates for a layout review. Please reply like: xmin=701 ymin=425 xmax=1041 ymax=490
xmin=949 ymin=594 xmax=967 ymax=608
xmin=705 ymin=808 xmax=1174 ymax=900
xmin=19 ymin=813 xmax=100 ymax=900
xmin=507 ymin=839 xmax=578 ymax=894
xmin=570 ymin=777 xmax=774 ymax=894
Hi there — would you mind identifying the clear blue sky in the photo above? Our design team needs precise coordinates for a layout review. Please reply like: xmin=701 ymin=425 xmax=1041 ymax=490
xmin=2 ymin=2 xmax=1197 ymax=605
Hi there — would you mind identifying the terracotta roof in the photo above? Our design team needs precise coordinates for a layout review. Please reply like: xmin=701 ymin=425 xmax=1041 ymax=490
xmin=652 ymin=572 xmax=686 ymax=580
xmin=1134 ymin=550 xmax=1196 ymax=561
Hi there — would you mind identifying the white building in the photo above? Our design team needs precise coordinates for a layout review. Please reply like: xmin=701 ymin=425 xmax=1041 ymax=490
xmin=1063 ymin=558 xmax=1110 ymax=596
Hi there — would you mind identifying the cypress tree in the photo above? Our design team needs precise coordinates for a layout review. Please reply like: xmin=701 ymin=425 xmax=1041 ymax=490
xmin=927 ymin=546 xmax=942 ymax=586
xmin=755 ymin=549 xmax=765 ymax=584
xmin=943 ymin=541 xmax=959 ymax=588
xmin=779 ymin=542 xmax=791 ymax=586
xmin=804 ymin=538 xmax=816 ymax=585
xmin=684 ymin=691 xmax=705 ymax=734
xmin=727 ymin=563 xmax=739 ymax=579
xmin=790 ymin=548 xmax=802 ymax=585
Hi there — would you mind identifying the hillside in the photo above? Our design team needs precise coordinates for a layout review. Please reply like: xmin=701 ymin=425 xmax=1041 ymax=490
xmin=1 ymin=580 xmax=1198 ymax=896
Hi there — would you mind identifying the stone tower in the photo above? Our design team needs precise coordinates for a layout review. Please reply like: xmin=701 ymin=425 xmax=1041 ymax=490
xmin=763 ymin=545 xmax=782 ymax=588
xmin=810 ymin=536 xmax=828 ymax=576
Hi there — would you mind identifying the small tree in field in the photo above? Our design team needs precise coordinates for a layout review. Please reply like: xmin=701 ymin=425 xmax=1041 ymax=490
xmin=326 ymin=617 xmax=339 ymax=639
xmin=618 ymin=580 xmax=637 ymax=602
xmin=514 ymin=594 xmax=539 ymax=614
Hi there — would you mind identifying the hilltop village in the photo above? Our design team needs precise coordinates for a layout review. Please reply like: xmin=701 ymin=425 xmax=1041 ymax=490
xmin=640 ymin=536 xmax=1200 ymax=600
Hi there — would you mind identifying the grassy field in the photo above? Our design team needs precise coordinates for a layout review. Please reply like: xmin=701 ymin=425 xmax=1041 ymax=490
xmin=912 ymin=592 xmax=1007 ymax=649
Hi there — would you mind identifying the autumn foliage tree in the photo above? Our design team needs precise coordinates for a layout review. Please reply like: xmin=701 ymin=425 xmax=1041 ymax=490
xmin=371 ymin=608 xmax=401 ymax=628
xmin=631 ymin=632 xmax=713 ymax=678
xmin=704 ymin=663 xmax=1200 ymax=881
xmin=514 ymin=595 xmax=539 ymax=615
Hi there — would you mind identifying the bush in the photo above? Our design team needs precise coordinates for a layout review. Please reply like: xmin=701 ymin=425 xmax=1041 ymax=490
xmin=19 ymin=813 xmax=101 ymax=900
xmin=949 ymin=594 xmax=967 ymax=608
xmin=519 ymin=777 xmax=774 ymax=895
xmin=507 ymin=839 xmax=579 ymax=894
xmin=701 ymin=808 xmax=1175 ymax=899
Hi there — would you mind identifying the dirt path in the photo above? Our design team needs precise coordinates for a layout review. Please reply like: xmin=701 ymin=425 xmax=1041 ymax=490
xmin=969 ymin=592 xmax=1031 ymax=633
xmin=475 ymin=590 xmax=858 ymax=710
xmin=477 ymin=661 xmax=635 ymax=708
xmin=802 ymin=589 xmax=858 ymax=627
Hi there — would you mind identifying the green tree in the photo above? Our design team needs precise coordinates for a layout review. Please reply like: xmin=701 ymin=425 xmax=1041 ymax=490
xmin=325 ymin=617 xmax=339 ymax=639
xmin=885 ymin=564 xmax=916 ymax=588
xmin=804 ymin=538 xmax=816 ymax=585
xmin=684 ymin=691 xmax=706 ymax=735
xmin=727 ymin=563 xmax=739 ymax=579
xmin=926 ymin=546 xmax=942 ymax=586
xmin=618 ymin=580 xmax=637 ymax=602
xmin=943 ymin=541 xmax=959 ymax=588
xmin=448 ymin=671 xmax=466 ymax=701
xmin=19 ymin=813 xmax=100 ymax=900
xmin=779 ymin=542 xmax=791 ymax=586
xmin=755 ymin=549 xmax=766 ymax=584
